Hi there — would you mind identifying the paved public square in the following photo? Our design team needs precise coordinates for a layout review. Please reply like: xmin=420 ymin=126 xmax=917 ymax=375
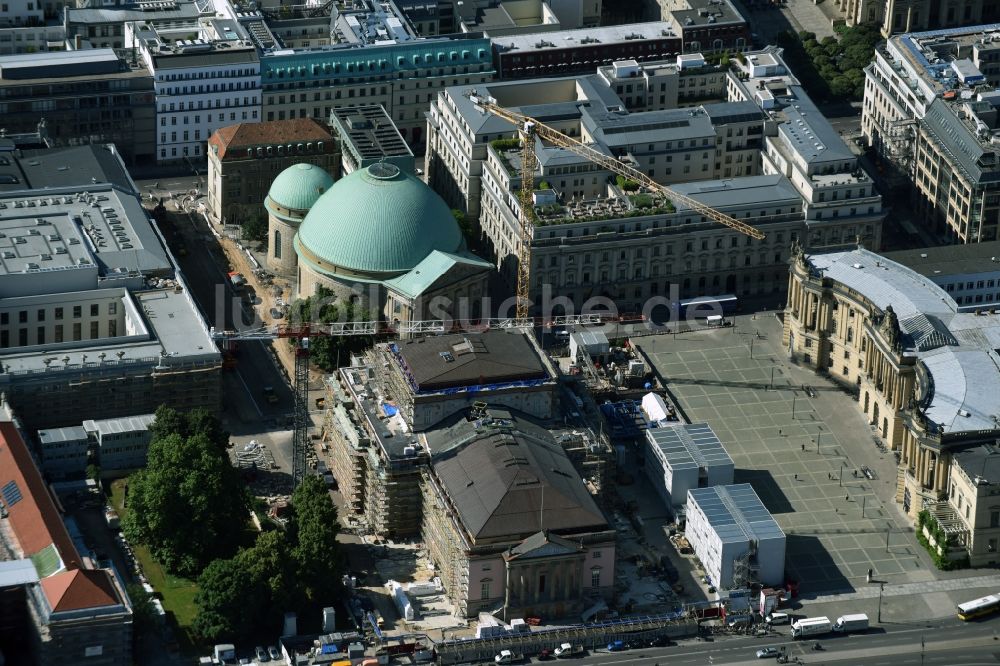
xmin=633 ymin=313 xmax=1000 ymax=621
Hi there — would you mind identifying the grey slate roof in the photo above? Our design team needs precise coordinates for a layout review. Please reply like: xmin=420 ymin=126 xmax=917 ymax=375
xmin=883 ymin=241 xmax=1000 ymax=277
xmin=582 ymin=106 xmax=715 ymax=147
xmin=778 ymin=86 xmax=854 ymax=164
xmin=393 ymin=330 xmax=549 ymax=391
xmin=952 ymin=444 xmax=1000 ymax=484
xmin=428 ymin=409 xmax=607 ymax=541
xmin=670 ymin=174 xmax=801 ymax=211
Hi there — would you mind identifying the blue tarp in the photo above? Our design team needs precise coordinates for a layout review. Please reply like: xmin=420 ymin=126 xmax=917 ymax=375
xmin=320 ymin=644 xmax=339 ymax=654
xmin=382 ymin=403 xmax=398 ymax=417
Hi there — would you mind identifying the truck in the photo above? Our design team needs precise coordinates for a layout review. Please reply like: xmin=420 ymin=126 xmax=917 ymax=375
xmin=262 ymin=385 xmax=279 ymax=404
xmin=554 ymin=643 xmax=584 ymax=658
xmin=212 ymin=644 xmax=236 ymax=664
xmin=494 ymin=649 xmax=522 ymax=664
xmin=790 ymin=616 xmax=832 ymax=639
xmin=832 ymin=613 xmax=870 ymax=633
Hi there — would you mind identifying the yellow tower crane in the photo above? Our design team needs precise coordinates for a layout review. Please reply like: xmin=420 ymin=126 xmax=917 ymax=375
xmin=468 ymin=94 xmax=766 ymax=319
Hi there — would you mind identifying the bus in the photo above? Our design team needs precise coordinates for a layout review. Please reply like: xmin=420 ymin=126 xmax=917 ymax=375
xmin=957 ymin=593 xmax=1000 ymax=620
xmin=680 ymin=294 xmax=738 ymax=318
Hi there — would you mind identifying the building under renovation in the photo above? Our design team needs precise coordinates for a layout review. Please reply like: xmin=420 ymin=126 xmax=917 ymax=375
xmin=421 ymin=407 xmax=615 ymax=619
xmin=323 ymin=329 xmax=560 ymax=539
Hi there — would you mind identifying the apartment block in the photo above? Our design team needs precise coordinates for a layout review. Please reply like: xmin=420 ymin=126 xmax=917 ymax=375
xmin=863 ymin=24 xmax=1000 ymax=242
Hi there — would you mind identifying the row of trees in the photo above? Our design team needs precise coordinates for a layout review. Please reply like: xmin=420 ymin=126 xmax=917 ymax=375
xmin=775 ymin=26 xmax=881 ymax=102
xmin=122 ymin=407 xmax=343 ymax=643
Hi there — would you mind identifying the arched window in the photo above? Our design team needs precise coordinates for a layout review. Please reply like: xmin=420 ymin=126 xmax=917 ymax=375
xmin=274 ymin=229 xmax=282 ymax=259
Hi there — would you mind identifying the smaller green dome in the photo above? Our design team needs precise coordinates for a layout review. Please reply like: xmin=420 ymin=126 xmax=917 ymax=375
xmin=267 ymin=163 xmax=334 ymax=211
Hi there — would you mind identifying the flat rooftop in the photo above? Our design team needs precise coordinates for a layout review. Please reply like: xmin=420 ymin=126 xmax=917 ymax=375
xmin=688 ymin=483 xmax=784 ymax=545
xmin=646 ymin=422 xmax=733 ymax=472
xmin=37 ymin=425 xmax=88 ymax=445
xmin=0 ymin=287 xmax=219 ymax=374
xmin=492 ymin=21 xmax=677 ymax=52
xmin=0 ymin=186 xmax=171 ymax=280
xmin=392 ymin=330 xmax=550 ymax=392
xmin=883 ymin=241 xmax=1000 ymax=278
xmin=83 ymin=413 xmax=155 ymax=436
xmin=330 ymin=105 xmax=412 ymax=161
xmin=0 ymin=49 xmax=124 ymax=80
xmin=668 ymin=0 xmax=745 ymax=28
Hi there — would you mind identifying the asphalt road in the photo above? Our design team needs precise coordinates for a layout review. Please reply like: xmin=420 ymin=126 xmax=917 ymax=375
xmin=153 ymin=202 xmax=295 ymax=423
xmin=552 ymin=619 xmax=1000 ymax=665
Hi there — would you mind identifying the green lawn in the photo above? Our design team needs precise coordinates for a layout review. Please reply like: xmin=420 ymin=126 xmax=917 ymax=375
xmin=109 ymin=479 xmax=202 ymax=655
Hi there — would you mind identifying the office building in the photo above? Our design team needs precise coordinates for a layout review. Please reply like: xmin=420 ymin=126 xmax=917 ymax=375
xmin=64 ymin=0 xmax=215 ymax=51
xmin=206 ymin=118 xmax=339 ymax=226
xmin=0 ymin=50 xmax=155 ymax=165
xmin=254 ymin=0 xmax=494 ymax=149
xmin=428 ymin=47 xmax=881 ymax=312
xmin=421 ymin=407 xmax=614 ymax=618
xmin=490 ymin=22 xmax=682 ymax=79
xmin=0 ymin=404 xmax=132 ymax=666
xmin=127 ymin=17 xmax=261 ymax=164
xmin=659 ymin=0 xmax=751 ymax=53
xmin=883 ymin=241 xmax=1000 ymax=312
xmin=0 ymin=142 xmax=221 ymax=430
xmin=644 ymin=423 xmax=734 ymax=510
xmin=863 ymin=24 xmax=1000 ymax=242
xmin=329 ymin=105 xmax=414 ymax=175
xmin=686 ymin=484 xmax=785 ymax=590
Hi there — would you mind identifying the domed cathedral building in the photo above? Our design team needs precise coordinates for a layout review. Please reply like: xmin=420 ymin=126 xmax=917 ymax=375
xmin=290 ymin=162 xmax=492 ymax=324
xmin=265 ymin=163 xmax=335 ymax=276
xmin=784 ymin=242 xmax=1000 ymax=566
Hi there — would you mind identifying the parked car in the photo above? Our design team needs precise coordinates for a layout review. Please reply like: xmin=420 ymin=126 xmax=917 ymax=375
xmin=255 ymin=646 xmax=269 ymax=662
xmin=607 ymin=640 xmax=625 ymax=652
xmin=268 ymin=646 xmax=281 ymax=661
xmin=648 ymin=635 xmax=672 ymax=647
xmin=537 ymin=648 xmax=554 ymax=660
xmin=756 ymin=646 xmax=780 ymax=659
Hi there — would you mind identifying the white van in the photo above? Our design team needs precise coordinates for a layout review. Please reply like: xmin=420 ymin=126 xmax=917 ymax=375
xmin=766 ymin=612 xmax=790 ymax=625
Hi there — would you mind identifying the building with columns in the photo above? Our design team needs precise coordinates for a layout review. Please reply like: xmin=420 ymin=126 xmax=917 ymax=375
xmin=421 ymin=407 xmax=614 ymax=618
xmin=783 ymin=244 xmax=1000 ymax=563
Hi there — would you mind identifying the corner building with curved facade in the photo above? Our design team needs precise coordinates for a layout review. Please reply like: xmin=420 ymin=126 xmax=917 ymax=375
xmin=784 ymin=245 xmax=1000 ymax=566
xmin=290 ymin=162 xmax=491 ymax=324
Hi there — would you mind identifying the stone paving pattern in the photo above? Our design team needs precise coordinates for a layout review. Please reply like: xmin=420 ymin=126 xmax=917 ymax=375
xmin=634 ymin=313 xmax=1000 ymax=622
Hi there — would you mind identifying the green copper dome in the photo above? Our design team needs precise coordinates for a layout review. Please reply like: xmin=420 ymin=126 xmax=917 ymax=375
xmin=266 ymin=163 xmax=334 ymax=211
xmin=294 ymin=163 xmax=463 ymax=275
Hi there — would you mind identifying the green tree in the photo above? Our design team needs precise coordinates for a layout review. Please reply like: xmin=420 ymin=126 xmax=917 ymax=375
xmin=194 ymin=530 xmax=299 ymax=643
xmin=122 ymin=411 xmax=250 ymax=576
xmin=289 ymin=475 xmax=342 ymax=604
xmin=126 ymin=583 xmax=159 ymax=637
xmin=287 ymin=286 xmax=370 ymax=371
xmin=451 ymin=208 xmax=476 ymax=247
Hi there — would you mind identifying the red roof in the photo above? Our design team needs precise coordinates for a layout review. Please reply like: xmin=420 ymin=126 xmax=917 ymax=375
xmin=0 ymin=421 xmax=80 ymax=569
xmin=40 ymin=569 xmax=119 ymax=612
xmin=208 ymin=119 xmax=335 ymax=161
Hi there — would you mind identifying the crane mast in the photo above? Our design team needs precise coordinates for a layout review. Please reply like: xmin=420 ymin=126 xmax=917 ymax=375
xmin=468 ymin=93 xmax=766 ymax=314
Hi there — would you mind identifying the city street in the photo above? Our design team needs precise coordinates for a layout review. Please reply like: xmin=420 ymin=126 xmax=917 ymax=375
xmin=551 ymin=619 xmax=999 ymax=665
